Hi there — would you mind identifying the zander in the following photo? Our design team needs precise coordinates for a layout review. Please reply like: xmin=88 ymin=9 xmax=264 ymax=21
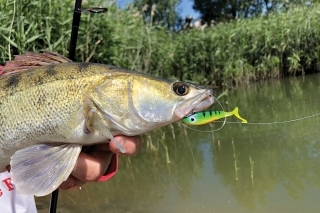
xmin=0 ymin=52 xmax=213 ymax=196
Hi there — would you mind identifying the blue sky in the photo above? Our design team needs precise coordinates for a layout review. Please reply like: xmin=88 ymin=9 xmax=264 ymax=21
xmin=117 ymin=0 xmax=200 ymax=19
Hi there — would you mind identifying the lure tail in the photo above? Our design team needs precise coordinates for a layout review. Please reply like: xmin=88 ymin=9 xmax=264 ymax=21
xmin=230 ymin=107 xmax=248 ymax=123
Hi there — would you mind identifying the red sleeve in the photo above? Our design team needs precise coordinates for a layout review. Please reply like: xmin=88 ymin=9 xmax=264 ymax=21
xmin=97 ymin=154 xmax=118 ymax=181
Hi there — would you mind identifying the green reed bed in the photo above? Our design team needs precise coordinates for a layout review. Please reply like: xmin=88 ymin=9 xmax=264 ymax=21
xmin=1 ymin=0 xmax=320 ymax=86
xmin=0 ymin=0 xmax=73 ymax=60
xmin=174 ymin=5 xmax=320 ymax=86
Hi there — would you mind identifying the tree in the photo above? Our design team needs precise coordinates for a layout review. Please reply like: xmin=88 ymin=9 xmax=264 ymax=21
xmin=133 ymin=0 xmax=182 ymax=29
xmin=192 ymin=0 xmax=320 ymax=24
xmin=192 ymin=0 xmax=259 ymax=23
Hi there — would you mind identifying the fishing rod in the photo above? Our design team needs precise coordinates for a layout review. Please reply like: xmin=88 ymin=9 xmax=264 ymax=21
xmin=49 ymin=1 xmax=107 ymax=212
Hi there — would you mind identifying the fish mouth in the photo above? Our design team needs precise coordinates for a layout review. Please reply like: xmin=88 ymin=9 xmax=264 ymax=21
xmin=175 ymin=90 xmax=214 ymax=118
xmin=191 ymin=95 xmax=214 ymax=113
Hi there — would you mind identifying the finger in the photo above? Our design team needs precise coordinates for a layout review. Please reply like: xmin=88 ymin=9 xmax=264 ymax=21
xmin=109 ymin=135 xmax=141 ymax=156
xmin=86 ymin=143 xmax=111 ymax=152
xmin=71 ymin=151 xmax=114 ymax=182
xmin=59 ymin=175 xmax=86 ymax=190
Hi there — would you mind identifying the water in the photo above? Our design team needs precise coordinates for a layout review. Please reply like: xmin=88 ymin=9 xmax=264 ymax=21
xmin=36 ymin=74 xmax=320 ymax=213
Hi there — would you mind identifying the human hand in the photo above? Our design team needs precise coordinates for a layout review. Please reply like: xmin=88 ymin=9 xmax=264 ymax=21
xmin=59 ymin=135 xmax=141 ymax=190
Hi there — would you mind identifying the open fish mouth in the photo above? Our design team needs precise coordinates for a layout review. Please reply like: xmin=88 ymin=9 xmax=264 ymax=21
xmin=192 ymin=95 xmax=214 ymax=113
xmin=178 ymin=91 xmax=214 ymax=118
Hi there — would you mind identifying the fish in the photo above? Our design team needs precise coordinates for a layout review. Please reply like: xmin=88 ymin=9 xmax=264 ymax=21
xmin=0 ymin=51 xmax=214 ymax=196
xmin=183 ymin=107 xmax=247 ymax=125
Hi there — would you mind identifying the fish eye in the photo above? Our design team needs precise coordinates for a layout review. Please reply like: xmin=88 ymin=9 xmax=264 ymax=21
xmin=173 ymin=82 xmax=189 ymax=96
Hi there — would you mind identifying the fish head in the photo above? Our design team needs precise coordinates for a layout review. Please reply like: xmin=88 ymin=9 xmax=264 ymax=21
xmin=89 ymin=72 xmax=214 ymax=135
xmin=130 ymin=78 xmax=214 ymax=121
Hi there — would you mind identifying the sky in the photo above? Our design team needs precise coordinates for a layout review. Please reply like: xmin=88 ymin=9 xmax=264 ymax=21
xmin=117 ymin=0 xmax=200 ymax=19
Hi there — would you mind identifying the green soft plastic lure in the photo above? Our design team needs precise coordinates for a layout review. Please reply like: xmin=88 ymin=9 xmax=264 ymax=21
xmin=183 ymin=107 xmax=247 ymax=125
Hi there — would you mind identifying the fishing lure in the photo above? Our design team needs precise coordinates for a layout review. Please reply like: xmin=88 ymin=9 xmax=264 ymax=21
xmin=183 ymin=107 xmax=247 ymax=125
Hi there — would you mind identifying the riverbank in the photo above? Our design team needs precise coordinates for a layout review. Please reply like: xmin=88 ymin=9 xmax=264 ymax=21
xmin=1 ymin=0 xmax=319 ymax=87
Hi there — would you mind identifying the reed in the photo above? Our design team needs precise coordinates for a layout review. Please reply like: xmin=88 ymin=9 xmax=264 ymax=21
xmin=1 ymin=0 xmax=320 ymax=87
xmin=249 ymin=156 xmax=254 ymax=186
xmin=232 ymin=140 xmax=239 ymax=181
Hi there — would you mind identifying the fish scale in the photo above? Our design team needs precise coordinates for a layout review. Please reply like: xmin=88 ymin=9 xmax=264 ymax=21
xmin=0 ymin=63 xmax=120 ymax=170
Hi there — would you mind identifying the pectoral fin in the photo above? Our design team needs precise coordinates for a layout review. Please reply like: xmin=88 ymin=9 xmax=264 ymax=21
xmin=85 ymin=107 xmax=126 ymax=153
xmin=91 ymin=113 xmax=127 ymax=154
xmin=10 ymin=144 xmax=82 ymax=196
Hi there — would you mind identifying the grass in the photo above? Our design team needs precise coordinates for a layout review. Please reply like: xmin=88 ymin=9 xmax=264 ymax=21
xmin=232 ymin=140 xmax=239 ymax=181
xmin=250 ymin=156 xmax=254 ymax=186
xmin=1 ymin=0 xmax=320 ymax=87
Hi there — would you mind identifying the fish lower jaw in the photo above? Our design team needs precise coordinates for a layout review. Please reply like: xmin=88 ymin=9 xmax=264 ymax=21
xmin=193 ymin=96 xmax=214 ymax=112
xmin=185 ymin=96 xmax=214 ymax=116
xmin=175 ymin=95 xmax=214 ymax=118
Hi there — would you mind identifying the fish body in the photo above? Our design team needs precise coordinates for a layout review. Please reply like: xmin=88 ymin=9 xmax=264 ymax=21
xmin=0 ymin=52 xmax=214 ymax=196
xmin=183 ymin=107 xmax=247 ymax=125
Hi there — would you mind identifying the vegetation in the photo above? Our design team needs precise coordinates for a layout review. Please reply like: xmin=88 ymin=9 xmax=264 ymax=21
xmin=133 ymin=0 xmax=182 ymax=29
xmin=192 ymin=0 xmax=320 ymax=22
xmin=1 ymin=0 xmax=320 ymax=87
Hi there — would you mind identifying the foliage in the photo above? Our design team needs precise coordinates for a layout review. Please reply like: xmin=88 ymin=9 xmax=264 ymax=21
xmin=192 ymin=0 xmax=320 ymax=22
xmin=0 ymin=0 xmax=73 ymax=60
xmin=1 ymin=0 xmax=320 ymax=87
xmin=171 ymin=4 xmax=320 ymax=86
xmin=133 ymin=0 xmax=182 ymax=30
xmin=192 ymin=0 xmax=258 ymax=21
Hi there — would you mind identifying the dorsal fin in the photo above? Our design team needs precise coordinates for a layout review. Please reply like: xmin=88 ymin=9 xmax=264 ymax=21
xmin=1 ymin=51 xmax=72 ymax=76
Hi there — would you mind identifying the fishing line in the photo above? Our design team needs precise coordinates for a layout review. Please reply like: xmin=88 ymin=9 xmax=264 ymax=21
xmin=183 ymin=97 xmax=320 ymax=133
xmin=217 ymin=111 xmax=320 ymax=125
xmin=184 ymin=94 xmax=320 ymax=212
xmin=211 ymin=96 xmax=227 ymax=130
xmin=183 ymin=96 xmax=228 ymax=133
